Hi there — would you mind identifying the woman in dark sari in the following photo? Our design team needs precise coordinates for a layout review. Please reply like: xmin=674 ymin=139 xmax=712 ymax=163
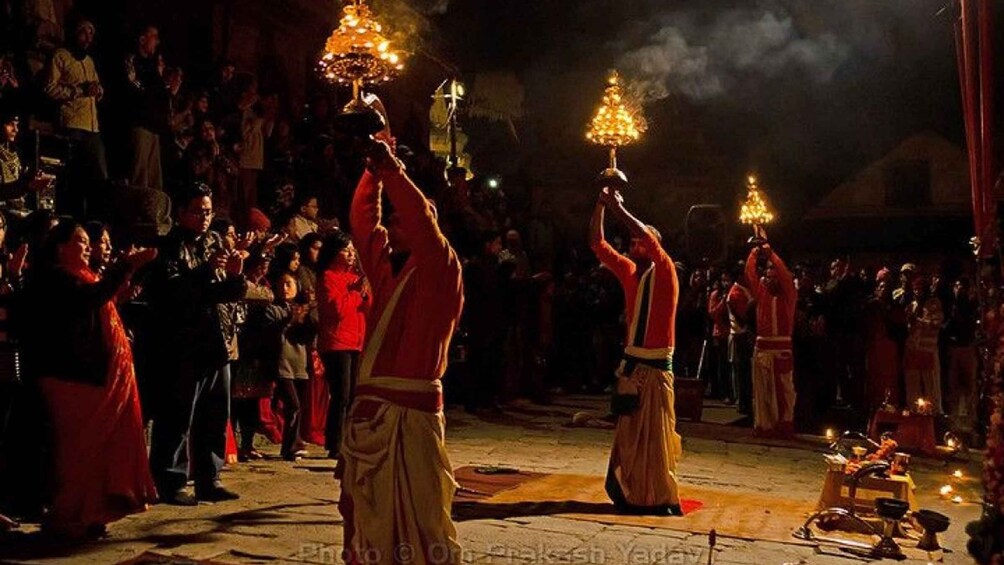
xmin=22 ymin=220 xmax=159 ymax=539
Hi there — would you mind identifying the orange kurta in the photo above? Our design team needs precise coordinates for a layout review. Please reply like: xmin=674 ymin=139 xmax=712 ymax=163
xmin=590 ymin=230 xmax=678 ymax=349
xmin=745 ymin=248 xmax=797 ymax=436
xmin=591 ymin=229 xmax=682 ymax=513
xmin=351 ymin=169 xmax=463 ymax=401
xmin=340 ymin=167 xmax=464 ymax=565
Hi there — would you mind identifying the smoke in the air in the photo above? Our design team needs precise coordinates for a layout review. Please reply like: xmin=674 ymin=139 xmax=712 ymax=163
xmin=619 ymin=7 xmax=851 ymax=102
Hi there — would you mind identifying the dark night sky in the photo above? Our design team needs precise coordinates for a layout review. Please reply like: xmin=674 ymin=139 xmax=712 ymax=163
xmin=419 ymin=0 xmax=984 ymax=218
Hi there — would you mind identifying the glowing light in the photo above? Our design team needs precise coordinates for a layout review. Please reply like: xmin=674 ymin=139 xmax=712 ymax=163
xmin=953 ymin=469 xmax=964 ymax=479
xmin=739 ymin=174 xmax=775 ymax=225
xmin=586 ymin=70 xmax=646 ymax=150
xmin=825 ymin=428 xmax=835 ymax=441
xmin=487 ymin=178 xmax=500 ymax=189
xmin=317 ymin=0 xmax=406 ymax=86
xmin=939 ymin=485 xmax=953 ymax=496
xmin=952 ymin=495 xmax=963 ymax=504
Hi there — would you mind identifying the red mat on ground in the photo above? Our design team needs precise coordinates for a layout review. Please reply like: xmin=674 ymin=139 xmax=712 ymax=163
xmin=453 ymin=466 xmax=703 ymax=514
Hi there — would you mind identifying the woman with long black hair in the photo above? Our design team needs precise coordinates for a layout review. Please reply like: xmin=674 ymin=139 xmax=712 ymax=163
xmin=316 ymin=230 xmax=369 ymax=459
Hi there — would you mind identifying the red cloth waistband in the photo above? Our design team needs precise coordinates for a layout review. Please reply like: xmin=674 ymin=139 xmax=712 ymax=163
xmin=354 ymin=384 xmax=444 ymax=413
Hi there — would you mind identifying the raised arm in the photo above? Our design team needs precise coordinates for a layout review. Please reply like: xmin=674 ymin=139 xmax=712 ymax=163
xmin=366 ymin=141 xmax=450 ymax=264
xmin=588 ymin=197 xmax=634 ymax=282
xmin=766 ymin=248 xmax=795 ymax=298
xmin=602 ymin=188 xmax=650 ymax=241
xmin=350 ymin=168 xmax=392 ymax=291
xmin=745 ymin=248 xmax=761 ymax=297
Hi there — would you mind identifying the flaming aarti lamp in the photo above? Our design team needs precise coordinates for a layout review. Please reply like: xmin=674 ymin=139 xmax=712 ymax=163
xmin=586 ymin=70 xmax=645 ymax=188
xmin=318 ymin=0 xmax=406 ymax=137
xmin=739 ymin=174 xmax=775 ymax=246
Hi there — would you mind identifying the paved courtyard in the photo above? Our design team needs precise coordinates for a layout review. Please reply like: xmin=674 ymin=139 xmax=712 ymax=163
xmin=0 ymin=396 xmax=983 ymax=564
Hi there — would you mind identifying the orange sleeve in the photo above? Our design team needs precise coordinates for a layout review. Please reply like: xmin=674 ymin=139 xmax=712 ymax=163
xmin=590 ymin=238 xmax=635 ymax=284
xmin=745 ymin=248 xmax=761 ymax=298
xmin=350 ymin=170 xmax=392 ymax=292
xmin=380 ymin=168 xmax=452 ymax=265
xmin=642 ymin=229 xmax=678 ymax=295
xmin=769 ymin=250 xmax=796 ymax=301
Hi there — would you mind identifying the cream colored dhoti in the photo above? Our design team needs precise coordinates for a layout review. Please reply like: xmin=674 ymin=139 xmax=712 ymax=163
xmin=752 ymin=337 xmax=796 ymax=434
xmin=607 ymin=360 xmax=683 ymax=509
xmin=338 ymin=267 xmax=461 ymax=564
xmin=341 ymin=378 xmax=460 ymax=565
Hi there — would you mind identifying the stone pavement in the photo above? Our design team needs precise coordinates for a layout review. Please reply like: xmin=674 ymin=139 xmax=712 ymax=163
xmin=0 ymin=396 xmax=983 ymax=564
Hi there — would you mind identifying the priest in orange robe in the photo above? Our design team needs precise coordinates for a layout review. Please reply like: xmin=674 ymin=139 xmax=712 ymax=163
xmin=745 ymin=229 xmax=797 ymax=438
xmin=339 ymin=130 xmax=464 ymax=564
xmin=589 ymin=186 xmax=683 ymax=516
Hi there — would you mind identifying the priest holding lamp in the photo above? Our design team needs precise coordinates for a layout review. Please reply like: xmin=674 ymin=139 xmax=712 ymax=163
xmin=740 ymin=176 xmax=797 ymax=438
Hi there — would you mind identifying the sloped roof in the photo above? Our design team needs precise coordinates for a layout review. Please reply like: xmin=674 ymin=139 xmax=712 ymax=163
xmin=806 ymin=132 xmax=971 ymax=220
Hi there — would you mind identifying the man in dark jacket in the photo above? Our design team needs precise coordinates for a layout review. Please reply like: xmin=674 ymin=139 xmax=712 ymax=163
xmin=146 ymin=182 xmax=247 ymax=505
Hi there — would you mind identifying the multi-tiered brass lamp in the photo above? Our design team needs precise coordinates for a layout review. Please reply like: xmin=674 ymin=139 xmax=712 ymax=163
xmin=586 ymin=70 xmax=645 ymax=188
xmin=318 ymin=0 xmax=406 ymax=136
xmin=740 ymin=174 xmax=775 ymax=246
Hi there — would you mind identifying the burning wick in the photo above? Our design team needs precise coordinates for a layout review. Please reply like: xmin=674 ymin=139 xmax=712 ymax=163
xmin=915 ymin=398 xmax=928 ymax=411
xmin=825 ymin=429 xmax=835 ymax=441
xmin=939 ymin=485 xmax=953 ymax=496
xmin=953 ymin=470 xmax=964 ymax=479
xmin=947 ymin=438 xmax=958 ymax=449
xmin=952 ymin=495 xmax=963 ymax=504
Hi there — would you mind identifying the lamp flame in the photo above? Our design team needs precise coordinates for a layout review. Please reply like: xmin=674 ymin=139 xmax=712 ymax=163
xmin=739 ymin=174 xmax=775 ymax=225
xmin=586 ymin=70 xmax=646 ymax=150
xmin=317 ymin=0 xmax=407 ymax=86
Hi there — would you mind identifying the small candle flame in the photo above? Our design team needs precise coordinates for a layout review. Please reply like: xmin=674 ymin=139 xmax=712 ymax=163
xmin=953 ymin=470 xmax=964 ymax=479
xmin=939 ymin=485 xmax=953 ymax=496
xmin=825 ymin=428 xmax=835 ymax=441
xmin=952 ymin=495 xmax=963 ymax=504
xmin=947 ymin=438 xmax=957 ymax=449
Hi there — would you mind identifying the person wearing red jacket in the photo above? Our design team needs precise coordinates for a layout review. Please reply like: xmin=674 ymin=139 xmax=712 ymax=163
xmin=339 ymin=123 xmax=464 ymax=563
xmin=707 ymin=270 xmax=734 ymax=401
xmin=316 ymin=229 xmax=370 ymax=460
xmin=745 ymin=227 xmax=797 ymax=438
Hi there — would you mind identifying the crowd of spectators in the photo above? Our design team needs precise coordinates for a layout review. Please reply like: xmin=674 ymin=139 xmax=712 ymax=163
xmin=0 ymin=12 xmax=985 ymax=540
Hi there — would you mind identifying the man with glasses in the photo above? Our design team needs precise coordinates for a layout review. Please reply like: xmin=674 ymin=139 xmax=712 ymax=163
xmin=145 ymin=182 xmax=248 ymax=505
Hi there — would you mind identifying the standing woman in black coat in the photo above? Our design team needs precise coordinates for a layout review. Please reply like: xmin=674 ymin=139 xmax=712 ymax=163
xmin=21 ymin=220 xmax=159 ymax=539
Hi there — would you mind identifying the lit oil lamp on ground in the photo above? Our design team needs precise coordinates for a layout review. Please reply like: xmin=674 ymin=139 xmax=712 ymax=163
xmin=318 ymin=0 xmax=406 ymax=137
xmin=913 ymin=397 xmax=934 ymax=416
xmin=586 ymin=70 xmax=646 ymax=188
